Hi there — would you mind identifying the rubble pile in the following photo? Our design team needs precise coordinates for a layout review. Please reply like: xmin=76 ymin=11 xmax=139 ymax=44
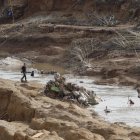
xmin=44 ymin=73 xmax=98 ymax=106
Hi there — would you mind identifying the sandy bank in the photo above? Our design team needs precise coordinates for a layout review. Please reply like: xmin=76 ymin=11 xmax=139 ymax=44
xmin=0 ymin=78 xmax=140 ymax=140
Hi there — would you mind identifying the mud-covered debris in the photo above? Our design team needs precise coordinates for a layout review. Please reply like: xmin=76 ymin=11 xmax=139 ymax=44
xmin=44 ymin=73 xmax=99 ymax=106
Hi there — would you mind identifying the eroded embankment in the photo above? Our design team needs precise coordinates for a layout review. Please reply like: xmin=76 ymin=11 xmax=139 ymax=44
xmin=0 ymin=0 xmax=140 ymax=87
xmin=1 ymin=0 xmax=140 ymax=24
xmin=0 ymin=22 xmax=134 ymax=65
xmin=0 ymin=79 xmax=140 ymax=140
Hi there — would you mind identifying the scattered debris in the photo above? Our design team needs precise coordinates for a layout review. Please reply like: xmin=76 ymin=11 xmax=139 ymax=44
xmin=40 ymin=70 xmax=57 ymax=75
xmin=44 ymin=74 xmax=99 ymax=106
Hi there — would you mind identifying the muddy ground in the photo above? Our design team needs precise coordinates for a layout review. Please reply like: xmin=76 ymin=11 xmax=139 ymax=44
xmin=0 ymin=0 xmax=140 ymax=87
xmin=0 ymin=22 xmax=140 ymax=87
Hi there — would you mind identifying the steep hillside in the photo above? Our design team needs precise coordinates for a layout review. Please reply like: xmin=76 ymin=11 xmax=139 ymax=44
xmin=0 ymin=0 xmax=140 ymax=24
xmin=27 ymin=0 xmax=140 ymax=22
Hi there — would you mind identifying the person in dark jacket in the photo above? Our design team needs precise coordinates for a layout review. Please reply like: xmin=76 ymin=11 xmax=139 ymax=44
xmin=21 ymin=63 xmax=27 ymax=82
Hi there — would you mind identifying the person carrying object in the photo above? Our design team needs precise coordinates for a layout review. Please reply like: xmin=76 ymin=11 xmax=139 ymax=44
xmin=21 ymin=63 xmax=27 ymax=82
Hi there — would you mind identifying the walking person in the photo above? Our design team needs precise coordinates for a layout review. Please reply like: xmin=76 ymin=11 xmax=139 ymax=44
xmin=21 ymin=63 xmax=27 ymax=82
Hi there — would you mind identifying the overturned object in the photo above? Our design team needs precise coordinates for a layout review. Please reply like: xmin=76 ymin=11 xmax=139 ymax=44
xmin=44 ymin=75 xmax=99 ymax=106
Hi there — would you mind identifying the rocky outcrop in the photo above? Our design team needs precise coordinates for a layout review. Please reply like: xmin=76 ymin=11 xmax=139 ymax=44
xmin=0 ymin=78 xmax=140 ymax=140
xmin=0 ymin=120 xmax=64 ymax=140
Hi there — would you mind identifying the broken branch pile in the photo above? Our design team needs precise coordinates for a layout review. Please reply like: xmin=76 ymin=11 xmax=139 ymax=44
xmin=44 ymin=74 xmax=98 ymax=106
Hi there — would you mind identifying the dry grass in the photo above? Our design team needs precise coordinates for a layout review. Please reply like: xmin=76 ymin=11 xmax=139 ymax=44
xmin=113 ymin=30 xmax=140 ymax=48
xmin=86 ymin=11 xmax=119 ymax=26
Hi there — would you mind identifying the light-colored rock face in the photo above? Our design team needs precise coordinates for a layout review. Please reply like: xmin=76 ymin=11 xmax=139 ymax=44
xmin=0 ymin=79 xmax=140 ymax=140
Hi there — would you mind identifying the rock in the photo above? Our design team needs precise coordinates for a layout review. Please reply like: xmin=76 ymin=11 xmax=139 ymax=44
xmin=14 ymin=131 xmax=26 ymax=140
xmin=0 ymin=121 xmax=14 ymax=140
xmin=64 ymin=128 xmax=105 ymax=140
xmin=0 ymin=79 xmax=140 ymax=140
xmin=0 ymin=87 xmax=13 ymax=112
xmin=42 ymin=117 xmax=79 ymax=131
xmin=109 ymin=135 xmax=130 ymax=140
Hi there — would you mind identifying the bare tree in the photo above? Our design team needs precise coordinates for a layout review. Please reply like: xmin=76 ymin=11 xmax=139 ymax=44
xmin=70 ymin=38 xmax=96 ymax=68
xmin=86 ymin=11 xmax=119 ymax=26
xmin=113 ymin=30 xmax=140 ymax=48
xmin=113 ymin=30 xmax=140 ymax=62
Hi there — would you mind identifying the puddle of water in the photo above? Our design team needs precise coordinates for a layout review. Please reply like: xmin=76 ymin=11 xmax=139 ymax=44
xmin=0 ymin=70 xmax=139 ymax=127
